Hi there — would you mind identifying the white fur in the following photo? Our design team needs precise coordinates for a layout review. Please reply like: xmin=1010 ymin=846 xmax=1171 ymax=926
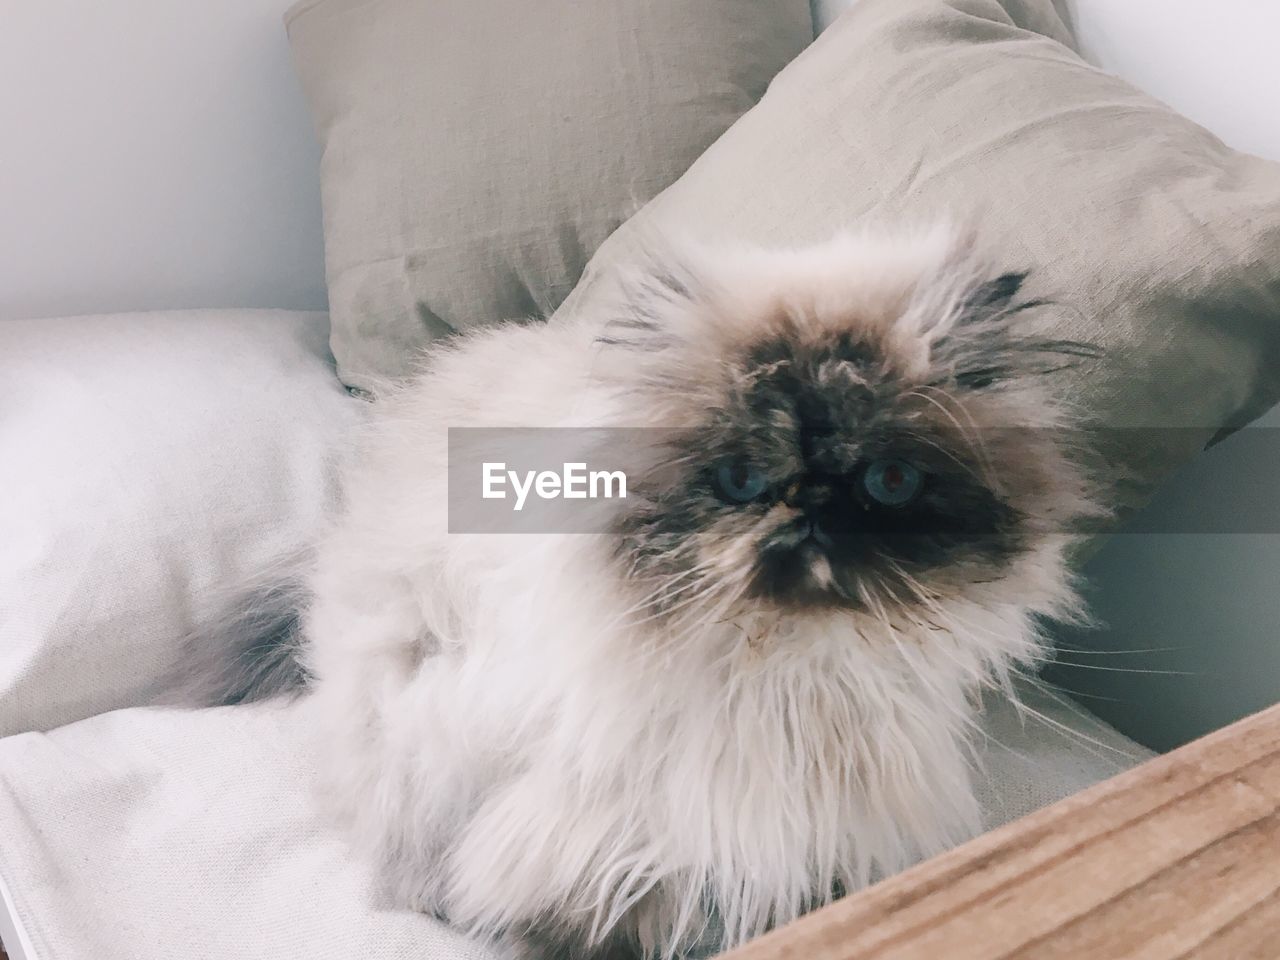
xmin=299 ymin=231 xmax=1085 ymax=958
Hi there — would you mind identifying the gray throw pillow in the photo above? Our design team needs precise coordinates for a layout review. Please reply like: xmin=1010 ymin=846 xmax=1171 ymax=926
xmin=554 ymin=0 xmax=1280 ymax=522
xmin=286 ymin=0 xmax=813 ymax=390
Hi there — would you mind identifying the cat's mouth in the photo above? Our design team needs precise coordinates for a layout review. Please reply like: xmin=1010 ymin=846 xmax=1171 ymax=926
xmin=751 ymin=523 xmax=860 ymax=610
xmin=749 ymin=513 xmax=943 ymax=612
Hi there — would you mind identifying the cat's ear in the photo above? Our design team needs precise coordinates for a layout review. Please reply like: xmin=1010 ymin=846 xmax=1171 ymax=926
xmin=595 ymin=249 xmax=706 ymax=351
xmin=960 ymin=271 xmax=1028 ymax=322
xmin=934 ymin=269 xmax=1101 ymax=390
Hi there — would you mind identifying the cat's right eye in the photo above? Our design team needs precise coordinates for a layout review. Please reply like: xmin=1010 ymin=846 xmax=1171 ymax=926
xmin=714 ymin=460 xmax=769 ymax=503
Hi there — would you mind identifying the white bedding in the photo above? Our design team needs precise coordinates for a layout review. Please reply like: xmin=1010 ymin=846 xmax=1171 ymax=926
xmin=0 ymin=309 xmax=362 ymax=736
xmin=0 ymin=685 xmax=1147 ymax=960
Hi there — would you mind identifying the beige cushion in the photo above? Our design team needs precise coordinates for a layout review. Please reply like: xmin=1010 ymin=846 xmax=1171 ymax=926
xmin=555 ymin=0 xmax=1280 ymax=520
xmin=286 ymin=0 xmax=812 ymax=391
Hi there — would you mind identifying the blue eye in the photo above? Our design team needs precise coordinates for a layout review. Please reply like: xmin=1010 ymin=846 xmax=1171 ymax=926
xmin=863 ymin=459 xmax=922 ymax=506
xmin=715 ymin=460 xmax=769 ymax=503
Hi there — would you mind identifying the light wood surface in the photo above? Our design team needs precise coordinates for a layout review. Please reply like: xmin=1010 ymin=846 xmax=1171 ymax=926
xmin=720 ymin=702 xmax=1280 ymax=960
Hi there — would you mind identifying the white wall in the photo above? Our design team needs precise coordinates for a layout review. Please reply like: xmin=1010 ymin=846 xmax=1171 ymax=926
xmin=0 ymin=0 xmax=326 ymax=320
xmin=1068 ymin=0 xmax=1280 ymax=164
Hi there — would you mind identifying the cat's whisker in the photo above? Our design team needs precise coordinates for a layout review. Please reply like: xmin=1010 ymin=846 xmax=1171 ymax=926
xmin=865 ymin=579 xmax=994 ymax=747
xmin=905 ymin=385 xmax=998 ymax=490
xmin=1006 ymin=675 xmax=1148 ymax=763
xmin=1033 ymin=677 xmax=1128 ymax=705
xmin=885 ymin=562 xmax=1013 ymax=640
xmin=895 ymin=428 xmax=986 ymax=484
xmin=878 ymin=575 xmax=1036 ymax=704
xmin=608 ymin=560 xmax=718 ymax=625
xmin=1042 ymin=659 xmax=1194 ymax=677
xmin=1052 ymin=641 xmax=1185 ymax=657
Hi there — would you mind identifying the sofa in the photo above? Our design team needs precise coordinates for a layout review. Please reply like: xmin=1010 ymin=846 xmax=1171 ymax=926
xmin=3 ymin=1 xmax=1278 ymax=958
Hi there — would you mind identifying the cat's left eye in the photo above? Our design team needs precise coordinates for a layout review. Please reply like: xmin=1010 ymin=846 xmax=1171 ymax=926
xmin=714 ymin=460 xmax=769 ymax=503
xmin=862 ymin=459 xmax=923 ymax=507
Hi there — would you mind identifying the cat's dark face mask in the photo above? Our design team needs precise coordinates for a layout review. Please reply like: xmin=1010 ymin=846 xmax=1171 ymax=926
xmin=685 ymin=331 xmax=1033 ymax=611
xmin=602 ymin=245 xmax=1099 ymax=620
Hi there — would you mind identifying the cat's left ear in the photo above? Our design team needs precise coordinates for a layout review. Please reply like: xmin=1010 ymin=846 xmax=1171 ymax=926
xmin=960 ymin=271 xmax=1028 ymax=322
xmin=933 ymin=268 xmax=1100 ymax=390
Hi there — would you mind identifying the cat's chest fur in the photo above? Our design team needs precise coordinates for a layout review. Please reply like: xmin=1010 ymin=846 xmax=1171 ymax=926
xmin=406 ymin=574 xmax=985 ymax=945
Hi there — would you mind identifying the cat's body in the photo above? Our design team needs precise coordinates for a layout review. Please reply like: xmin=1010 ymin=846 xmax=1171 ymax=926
xmin=185 ymin=228 xmax=1098 ymax=959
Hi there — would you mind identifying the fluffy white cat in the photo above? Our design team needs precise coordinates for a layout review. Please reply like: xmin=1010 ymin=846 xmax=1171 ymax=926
xmin=178 ymin=227 xmax=1100 ymax=959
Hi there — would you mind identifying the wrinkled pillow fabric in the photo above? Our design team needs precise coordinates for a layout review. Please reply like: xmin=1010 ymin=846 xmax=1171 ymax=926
xmin=555 ymin=0 xmax=1280 ymax=522
xmin=0 ymin=310 xmax=363 ymax=736
xmin=285 ymin=0 xmax=813 ymax=391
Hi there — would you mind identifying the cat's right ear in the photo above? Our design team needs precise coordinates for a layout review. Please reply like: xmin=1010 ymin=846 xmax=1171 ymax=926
xmin=595 ymin=242 xmax=710 ymax=352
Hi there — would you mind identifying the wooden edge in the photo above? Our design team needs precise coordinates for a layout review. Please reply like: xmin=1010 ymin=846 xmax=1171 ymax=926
xmin=718 ymin=702 xmax=1280 ymax=960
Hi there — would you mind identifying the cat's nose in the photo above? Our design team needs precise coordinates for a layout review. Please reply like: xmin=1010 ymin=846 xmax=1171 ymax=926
xmin=783 ymin=481 xmax=833 ymax=509
xmin=810 ymin=521 xmax=834 ymax=547
xmin=793 ymin=517 xmax=835 ymax=547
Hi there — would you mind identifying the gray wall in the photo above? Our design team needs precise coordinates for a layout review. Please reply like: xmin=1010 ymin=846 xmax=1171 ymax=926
xmin=1050 ymin=407 xmax=1280 ymax=752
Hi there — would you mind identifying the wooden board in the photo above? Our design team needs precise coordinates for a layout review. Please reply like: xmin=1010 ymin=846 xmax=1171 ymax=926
xmin=719 ymin=702 xmax=1280 ymax=960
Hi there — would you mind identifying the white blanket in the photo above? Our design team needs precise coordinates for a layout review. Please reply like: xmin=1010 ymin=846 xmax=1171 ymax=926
xmin=0 ymin=686 xmax=1149 ymax=960
xmin=0 ymin=310 xmax=363 ymax=737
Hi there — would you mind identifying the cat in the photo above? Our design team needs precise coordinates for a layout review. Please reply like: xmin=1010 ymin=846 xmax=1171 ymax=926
xmin=176 ymin=225 xmax=1101 ymax=959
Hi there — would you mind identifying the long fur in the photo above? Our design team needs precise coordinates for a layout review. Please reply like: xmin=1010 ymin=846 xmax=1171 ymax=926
xmin=161 ymin=557 xmax=312 ymax=706
xmin=174 ymin=226 xmax=1101 ymax=959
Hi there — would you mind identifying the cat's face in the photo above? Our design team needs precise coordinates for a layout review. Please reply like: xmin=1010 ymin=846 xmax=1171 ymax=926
xmin=599 ymin=229 xmax=1098 ymax=622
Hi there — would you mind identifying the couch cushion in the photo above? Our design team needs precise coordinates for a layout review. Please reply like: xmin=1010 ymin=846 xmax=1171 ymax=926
xmin=0 ymin=310 xmax=363 ymax=737
xmin=0 ymin=687 xmax=1149 ymax=959
xmin=285 ymin=0 xmax=813 ymax=390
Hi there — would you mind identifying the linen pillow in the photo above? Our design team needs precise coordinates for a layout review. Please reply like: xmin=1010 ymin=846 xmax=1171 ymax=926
xmin=284 ymin=0 xmax=813 ymax=392
xmin=0 ymin=310 xmax=363 ymax=737
xmin=554 ymin=0 xmax=1280 ymax=523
